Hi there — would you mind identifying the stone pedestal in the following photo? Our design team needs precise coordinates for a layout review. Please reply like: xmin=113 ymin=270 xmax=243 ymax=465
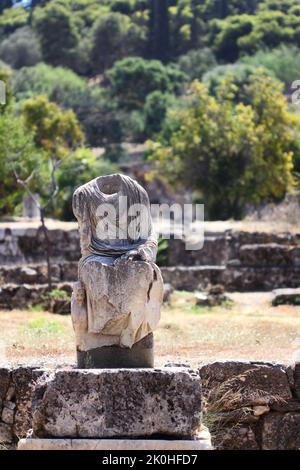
xmin=17 ymin=368 xmax=212 ymax=450
xmin=32 ymin=368 xmax=201 ymax=439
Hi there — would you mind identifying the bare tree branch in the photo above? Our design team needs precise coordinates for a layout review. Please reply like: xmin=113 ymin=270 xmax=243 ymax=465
xmin=13 ymin=168 xmax=41 ymax=210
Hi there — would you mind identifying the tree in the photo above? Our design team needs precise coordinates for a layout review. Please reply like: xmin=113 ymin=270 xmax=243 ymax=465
xmin=143 ymin=91 xmax=175 ymax=137
xmin=107 ymin=57 xmax=187 ymax=110
xmin=90 ymin=12 xmax=145 ymax=73
xmin=12 ymin=63 xmax=125 ymax=147
xmin=240 ymin=45 xmax=300 ymax=92
xmin=33 ymin=2 xmax=79 ymax=67
xmin=149 ymin=77 xmax=297 ymax=219
xmin=148 ymin=0 xmax=170 ymax=62
xmin=22 ymin=95 xmax=83 ymax=159
xmin=56 ymin=148 xmax=118 ymax=220
xmin=203 ymin=63 xmax=270 ymax=104
xmin=0 ymin=5 xmax=28 ymax=40
xmin=0 ymin=112 xmax=40 ymax=216
xmin=178 ymin=47 xmax=217 ymax=80
xmin=210 ymin=14 xmax=255 ymax=62
xmin=14 ymin=96 xmax=84 ymax=288
xmin=0 ymin=26 xmax=41 ymax=69
xmin=0 ymin=1 xmax=13 ymax=15
xmin=210 ymin=7 xmax=300 ymax=61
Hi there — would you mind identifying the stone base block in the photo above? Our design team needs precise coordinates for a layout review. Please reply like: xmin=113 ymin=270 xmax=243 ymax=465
xmin=18 ymin=434 xmax=212 ymax=451
xmin=32 ymin=368 xmax=202 ymax=439
xmin=77 ymin=334 xmax=154 ymax=368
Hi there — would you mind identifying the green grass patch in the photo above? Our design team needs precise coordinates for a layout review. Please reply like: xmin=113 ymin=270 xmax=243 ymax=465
xmin=20 ymin=315 xmax=64 ymax=338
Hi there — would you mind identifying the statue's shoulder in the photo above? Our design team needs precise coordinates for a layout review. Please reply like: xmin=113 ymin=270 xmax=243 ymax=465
xmin=73 ymin=178 xmax=98 ymax=199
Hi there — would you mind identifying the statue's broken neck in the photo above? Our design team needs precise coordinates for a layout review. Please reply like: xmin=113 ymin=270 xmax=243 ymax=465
xmin=96 ymin=174 xmax=122 ymax=196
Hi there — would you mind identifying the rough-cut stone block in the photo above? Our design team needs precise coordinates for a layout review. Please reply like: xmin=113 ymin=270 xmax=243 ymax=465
xmin=2 ymin=405 xmax=15 ymax=424
xmin=262 ymin=412 xmax=300 ymax=450
xmin=12 ymin=367 xmax=48 ymax=438
xmin=199 ymin=361 xmax=291 ymax=407
xmin=270 ymin=400 xmax=300 ymax=412
xmin=32 ymin=368 xmax=202 ymax=439
xmin=0 ymin=422 xmax=13 ymax=444
xmin=212 ymin=424 xmax=259 ymax=450
xmin=272 ymin=288 xmax=300 ymax=306
xmin=239 ymin=244 xmax=292 ymax=267
xmin=161 ymin=266 xmax=225 ymax=291
xmin=0 ymin=368 xmax=10 ymax=407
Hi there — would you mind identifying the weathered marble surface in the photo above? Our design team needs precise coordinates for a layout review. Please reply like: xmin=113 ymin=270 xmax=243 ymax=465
xmin=71 ymin=174 xmax=163 ymax=353
xmin=72 ymin=260 xmax=163 ymax=350
xmin=32 ymin=368 xmax=202 ymax=439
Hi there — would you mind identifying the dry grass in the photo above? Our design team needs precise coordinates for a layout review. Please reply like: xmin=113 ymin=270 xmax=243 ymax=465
xmin=0 ymin=291 xmax=300 ymax=368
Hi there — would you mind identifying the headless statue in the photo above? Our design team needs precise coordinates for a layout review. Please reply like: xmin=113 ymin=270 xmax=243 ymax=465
xmin=71 ymin=174 xmax=164 ymax=368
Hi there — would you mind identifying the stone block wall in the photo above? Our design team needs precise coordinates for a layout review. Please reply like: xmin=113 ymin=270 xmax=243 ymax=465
xmin=1 ymin=362 xmax=299 ymax=450
xmin=199 ymin=361 xmax=300 ymax=450
xmin=1 ymin=226 xmax=300 ymax=299
xmin=0 ymin=367 xmax=50 ymax=449
xmin=0 ymin=227 xmax=80 ymax=265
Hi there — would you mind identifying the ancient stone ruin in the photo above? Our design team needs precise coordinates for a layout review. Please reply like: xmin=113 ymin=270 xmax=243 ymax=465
xmin=1 ymin=175 xmax=300 ymax=451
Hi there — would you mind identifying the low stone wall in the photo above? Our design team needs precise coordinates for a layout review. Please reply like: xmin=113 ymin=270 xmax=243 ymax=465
xmin=199 ymin=361 xmax=300 ymax=450
xmin=0 ymin=367 xmax=49 ymax=449
xmin=2 ymin=227 xmax=300 ymax=295
xmin=0 ymin=227 xmax=80 ymax=265
xmin=161 ymin=266 xmax=300 ymax=292
xmin=2 ymin=262 xmax=300 ymax=310
xmin=1 ymin=362 xmax=299 ymax=450
xmin=168 ymin=231 xmax=300 ymax=267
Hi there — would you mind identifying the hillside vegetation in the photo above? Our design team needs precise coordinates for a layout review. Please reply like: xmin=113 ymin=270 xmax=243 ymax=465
xmin=1 ymin=0 xmax=300 ymax=219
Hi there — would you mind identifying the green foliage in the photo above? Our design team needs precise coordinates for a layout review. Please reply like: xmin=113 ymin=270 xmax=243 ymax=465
xmin=107 ymin=57 xmax=187 ymax=110
xmin=149 ymin=77 xmax=297 ymax=219
xmin=22 ymin=95 xmax=83 ymax=158
xmin=1 ymin=0 xmax=300 ymax=222
xmin=0 ymin=64 xmax=42 ymax=215
xmin=210 ymin=6 xmax=300 ymax=61
xmin=90 ymin=12 xmax=146 ymax=73
xmin=0 ymin=26 xmax=42 ymax=69
xmin=0 ymin=112 xmax=41 ymax=215
xmin=47 ymin=288 xmax=70 ymax=300
xmin=240 ymin=45 xmax=300 ymax=90
xmin=12 ymin=63 xmax=86 ymax=102
xmin=56 ymin=148 xmax=117 ymax=219
xmin=201 ymin=0 xmax=259 ymax=19
xmin=156 ymin=237 xmax=169 ymax=266
xmin=178 ymin=47 xmax=217 ymax=80
xmin=0 ymin=2 xmax=13 ymax=15
xmin=203 ymin=63 xmax=272 ymax=104
xmin=33 ymin=1 xmax=80 ymax=68
xmin=209 ymin=14 xmax=255 ymax=61
xmin=143 ymin=91 xmax=175 ymax=137
xmin=0 ymin=6 xmax=28 ymax=40
xmin=12 ymin=64 xmax=130 ymax=147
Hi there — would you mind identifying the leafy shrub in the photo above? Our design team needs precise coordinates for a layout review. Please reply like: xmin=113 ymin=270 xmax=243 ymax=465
xmin=0 ymin=27 xmax=42 ymax=69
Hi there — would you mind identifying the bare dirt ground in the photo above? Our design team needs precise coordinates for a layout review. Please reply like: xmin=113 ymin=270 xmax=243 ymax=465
xmin=0 ymin=291 xmax=299 ymax=368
